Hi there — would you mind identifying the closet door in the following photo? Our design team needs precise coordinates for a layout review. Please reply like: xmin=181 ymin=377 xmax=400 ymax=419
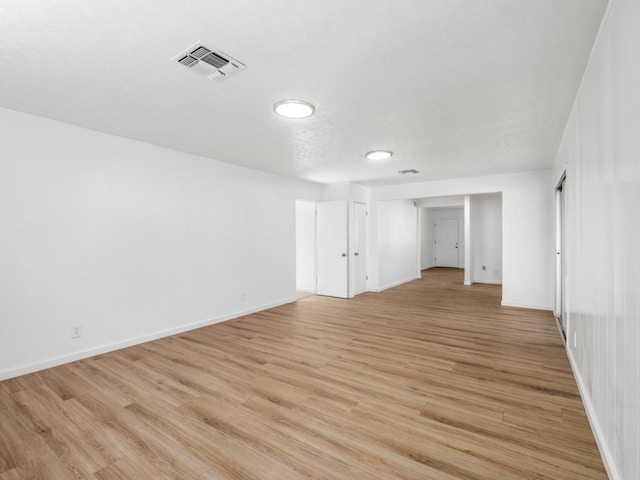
xmin=316 ymin=200 xmax=348 ymax=298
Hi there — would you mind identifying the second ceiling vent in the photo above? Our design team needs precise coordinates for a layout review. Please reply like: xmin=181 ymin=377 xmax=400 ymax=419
xmin=175 ymin=43 xmax=246 ymax=82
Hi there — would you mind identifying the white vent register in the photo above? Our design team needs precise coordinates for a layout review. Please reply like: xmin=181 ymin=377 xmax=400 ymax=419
xmin=173 ymin=43 xmax=246 ymax=81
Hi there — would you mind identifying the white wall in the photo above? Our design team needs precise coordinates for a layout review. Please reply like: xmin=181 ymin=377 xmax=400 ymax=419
xmin=416 ymin=196 xmax=464 ymax=208
xmin=420 ymin=208 xmax=433 ymax=270
xmin=369 ymin=170 xmax=553 ymax=309
xmin=464 ymin=195 xmax=473 ymax=285
xmin=321 ymin=182 xmax=351 ymax=202
xmin=295 ymin=200 xmax=316 ymax=293
xmin=553 ymin=0 xmax=639 ymax=478
xmin=0 ymin=107 xmax=321 ymax=380
xmin=471 ymin=193 xmax=502 ymax=284
xmin=375 ymin=200 xmax=419 ymax=291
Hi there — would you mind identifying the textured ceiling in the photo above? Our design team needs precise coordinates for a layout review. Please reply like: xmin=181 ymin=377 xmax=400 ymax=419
xmin=0 ymin=0 xmax=608 ymax=186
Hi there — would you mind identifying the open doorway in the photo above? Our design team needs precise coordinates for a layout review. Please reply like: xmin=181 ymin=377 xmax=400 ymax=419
xmin=417 ymin=193 xmax=502 ymax=288
xmin=420 ymin=205 xmax=465 ymax=271
xmin=296 ymin=199 xmax=368 ymax=300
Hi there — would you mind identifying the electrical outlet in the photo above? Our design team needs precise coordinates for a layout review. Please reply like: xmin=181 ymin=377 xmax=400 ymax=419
xmin=573 ymin=331 xmax=577 ymax=348
xmin=71 ymin=324 xmax=82 ymax=339
xmin=240 ymin=293 xmax=246 ymax=302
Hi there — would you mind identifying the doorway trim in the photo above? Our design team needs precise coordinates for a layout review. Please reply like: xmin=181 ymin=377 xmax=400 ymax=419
xmin=555 ymin=172 xmax=567 ymax=337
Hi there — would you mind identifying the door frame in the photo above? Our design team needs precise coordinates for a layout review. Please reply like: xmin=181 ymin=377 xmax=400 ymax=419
xmin=555 ymin=172 xmax=567 ymax=337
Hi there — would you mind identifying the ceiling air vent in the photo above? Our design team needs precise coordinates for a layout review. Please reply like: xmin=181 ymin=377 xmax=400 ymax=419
xmin=398 ymin=169 xmax=420 ymax=175
xmin=173 ymin=42 xmax=246 ymax=82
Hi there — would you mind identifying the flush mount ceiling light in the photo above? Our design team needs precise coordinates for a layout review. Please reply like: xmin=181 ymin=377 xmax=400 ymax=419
xmin=273 ymin=100 xmax=315 ymax=119
xmin=365 ymin=150 xmax=393 ymax=161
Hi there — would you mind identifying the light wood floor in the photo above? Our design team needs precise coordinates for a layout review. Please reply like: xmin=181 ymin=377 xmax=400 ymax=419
xmin=0 ymin=268 xmax=606 ymax=479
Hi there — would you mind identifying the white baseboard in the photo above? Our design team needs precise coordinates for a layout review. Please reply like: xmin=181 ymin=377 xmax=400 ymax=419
xmin=473 ymin=278 xmax=502 ymax=285
xmin=373 ymin=275 xmax=421 ymax=293
xmin=500 ymin=300 xmax=552 ymax=311
xmin=0 ymin=297 xmax=296 ymax=381
xmin=567 ymin=349 xmax=620 ymax=480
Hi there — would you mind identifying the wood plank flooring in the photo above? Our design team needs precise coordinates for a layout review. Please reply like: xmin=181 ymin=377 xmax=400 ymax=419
xmin=0 ymin=268 xmax=606 ymax=479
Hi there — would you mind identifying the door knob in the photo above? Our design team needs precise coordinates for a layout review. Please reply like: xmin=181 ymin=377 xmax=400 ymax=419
xmin=341 ymin=253 xmax=347 ymax=257
xmin=354 ymin=252 xmax=359 ymax=256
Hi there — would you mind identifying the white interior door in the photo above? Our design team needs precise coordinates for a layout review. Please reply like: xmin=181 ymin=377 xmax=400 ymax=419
xmin=435 ymin=219 xmax=459 ymax=267
xmin=317 ymin=200 xmax=348 ymax=298
xmin=353 ymin=202 xmax=367 ymax=296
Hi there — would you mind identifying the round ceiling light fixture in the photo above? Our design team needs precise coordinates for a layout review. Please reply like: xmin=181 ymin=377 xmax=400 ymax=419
xmin=273 ymin=99 xmax=315 ymax=119
xmin=365 ymin=150 xmax=393 ymax=161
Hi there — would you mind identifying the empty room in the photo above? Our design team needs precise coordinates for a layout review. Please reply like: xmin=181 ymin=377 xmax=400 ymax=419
xmin=0 ymin=1 xmax=638 ymax=479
